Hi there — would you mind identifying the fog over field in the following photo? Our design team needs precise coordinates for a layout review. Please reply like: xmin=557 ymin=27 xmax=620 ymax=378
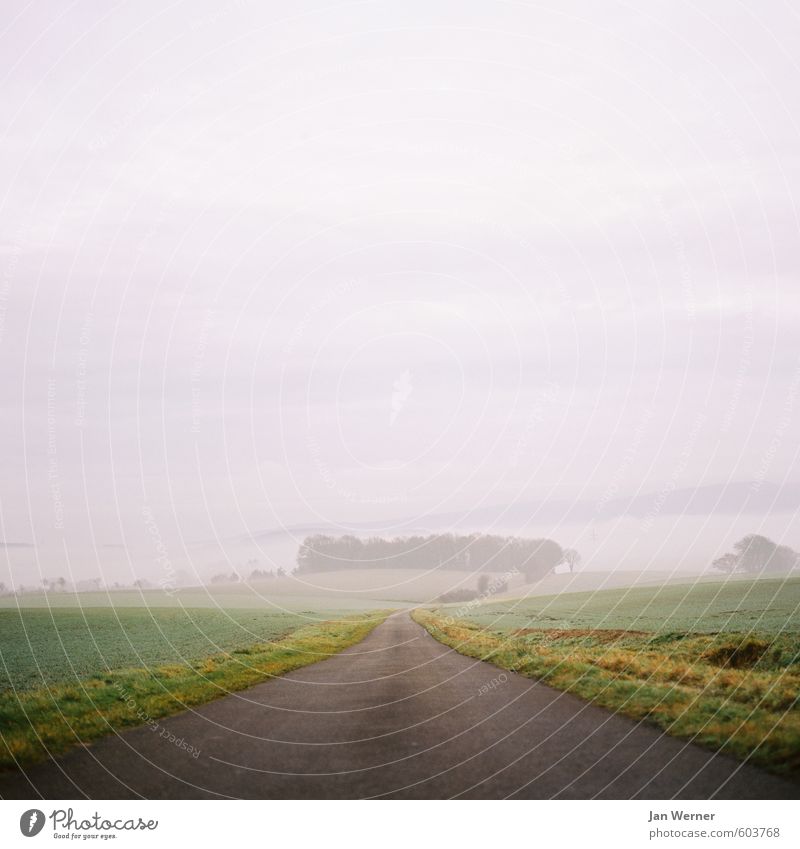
xmin=1 ymin=0 xmax=799 ymax=590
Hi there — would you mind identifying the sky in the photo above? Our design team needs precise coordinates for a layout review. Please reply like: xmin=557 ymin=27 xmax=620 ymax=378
xmin=1 ymin=0 xmax=799 ymax=583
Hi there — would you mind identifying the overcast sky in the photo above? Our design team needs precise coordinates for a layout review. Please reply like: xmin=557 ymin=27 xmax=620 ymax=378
xmin=1 ymin=1 xmax=799 ymax=581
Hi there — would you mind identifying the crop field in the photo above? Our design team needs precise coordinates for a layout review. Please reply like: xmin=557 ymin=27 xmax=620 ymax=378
xmin=415 ymin=577 xmax=800 ymax=779
xmin=451 ymin=576 xmax=800 ymax=634
xmin=0 ymin=568 xmax=503 ymax=609
xmin=0 ymin=604 xmax=388 ymax=768
xmin=0 ymin=606 xmax=378 ymax=691
xmin=0 ymin=587 xmax=406 ymax=610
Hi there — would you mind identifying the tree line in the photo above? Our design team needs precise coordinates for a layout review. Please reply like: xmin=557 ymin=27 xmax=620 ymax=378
xmin=209 ymin=567 xmax=286 ymax=584
xmin=296 ymin=533 xmax=567 ymax=582
xmin=0 ymin=577 xmax=126 ymax=596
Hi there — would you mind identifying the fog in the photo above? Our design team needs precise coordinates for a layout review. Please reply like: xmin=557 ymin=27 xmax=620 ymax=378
xmin=1 ymin=1 xmax=799 ymax=588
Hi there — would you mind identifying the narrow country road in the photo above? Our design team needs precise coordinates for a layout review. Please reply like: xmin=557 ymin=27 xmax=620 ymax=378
xmin=1 ymin=611 xmax=796 ymax=799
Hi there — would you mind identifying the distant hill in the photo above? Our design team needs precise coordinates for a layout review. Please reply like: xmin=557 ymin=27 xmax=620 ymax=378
xmin=213 ymin=480 xmax=800 ymax=545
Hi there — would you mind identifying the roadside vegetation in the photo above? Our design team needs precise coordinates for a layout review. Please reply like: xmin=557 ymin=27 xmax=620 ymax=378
xmin=0 ymin=610 xmax=388 ymax=769
xmin=414 ymin=578 xmax=800 ymax=780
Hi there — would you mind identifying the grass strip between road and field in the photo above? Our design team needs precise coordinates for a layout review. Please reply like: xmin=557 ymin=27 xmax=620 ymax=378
xmin=0 ymin=611 xmax=389 ymax=770
xmin=412 ymin=608 xmax=800 ymax=780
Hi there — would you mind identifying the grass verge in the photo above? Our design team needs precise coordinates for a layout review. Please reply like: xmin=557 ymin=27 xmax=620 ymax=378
xmin=0 ymin=611 xmax=388 ymax=770
xmin=412 ymin=608 xmax=800 ymax=780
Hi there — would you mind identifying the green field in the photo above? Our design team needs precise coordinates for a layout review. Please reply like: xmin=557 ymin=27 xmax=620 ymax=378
xmin=0 ymin=588 xmax=406 ymax=610
xmin=0 ymin=567 xmax=519 ymax=610
xmin=416 ymin=577 xmax=800 ymax=780
xmin=449 ymin=576 xmax=800 ymax=634
xmin=0 ymin=604 xmax=388 ymax=769
xmin=0 ymin=606 xmax=368 ymax=691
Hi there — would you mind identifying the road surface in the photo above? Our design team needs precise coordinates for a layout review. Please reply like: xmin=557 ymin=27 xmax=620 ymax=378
xmin=1 ymin=611 xmax=796 ymax=799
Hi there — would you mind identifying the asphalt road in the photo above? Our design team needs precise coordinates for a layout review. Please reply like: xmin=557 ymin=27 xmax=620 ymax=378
xmin=1 ymin=611 xmax=797 ymax=799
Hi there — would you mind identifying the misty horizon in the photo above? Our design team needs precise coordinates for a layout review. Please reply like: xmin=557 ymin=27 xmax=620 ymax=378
xmin=2 ymin=0 xmax=799 ymax=589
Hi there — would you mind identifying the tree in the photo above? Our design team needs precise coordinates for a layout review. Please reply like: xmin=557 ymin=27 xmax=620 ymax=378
xmin=734 ymin=535 xmax=777 ymax=573
xmin=711 ymin=552 xmax=739 ymax=574
xmin=711 ymin=535 xmax=798 ymax=574
xmin=767 ymin=545 xmax=798 ymax=573
xmin=562 ymin=548 xmax=581 ymax=573
xmin=56 ymin=576 xmax=66 ymax=591
xmin=477 ymin=574 xmax=490 ymax=594
xmin=520 ymin=539 xmax=563 ymax=583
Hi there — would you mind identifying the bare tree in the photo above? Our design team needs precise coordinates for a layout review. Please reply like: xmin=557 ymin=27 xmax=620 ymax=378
xmin=562 ymin=548 xmax=581 ymax=573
